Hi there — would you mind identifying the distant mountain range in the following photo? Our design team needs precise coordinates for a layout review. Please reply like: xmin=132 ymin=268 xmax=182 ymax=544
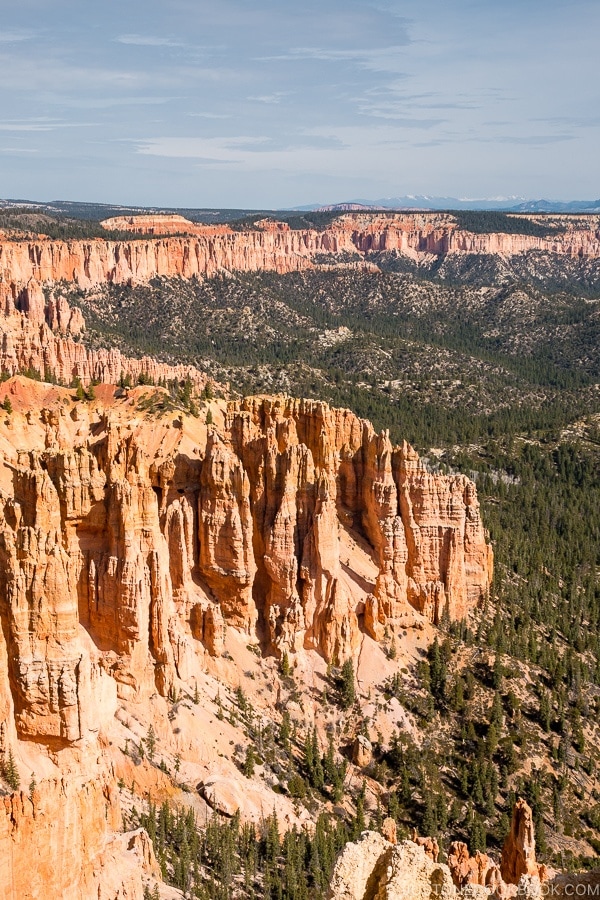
xmin=297 ymin=196 xmax=600 ymax=213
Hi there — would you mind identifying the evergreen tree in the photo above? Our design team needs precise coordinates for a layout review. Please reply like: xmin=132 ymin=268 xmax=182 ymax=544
xmin=280 ymin=651 xmax=291 ymax=678
xmin=243 ymin=745 xmax=256 ymax=777
xmin=428 ymin=638 xmax=447 ymax=703
xmin=4 ymin=748 xmax=20 ymax=792
xmin=145 ymin=724 xmax=157 ymax=761
xmin=339 ymin=660 xmax=356 ymax=709
xmin=74 ymin=377 xmax=85 ymax=401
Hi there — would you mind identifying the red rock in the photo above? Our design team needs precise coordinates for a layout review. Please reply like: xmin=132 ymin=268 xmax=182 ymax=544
xmin=500 ymin=798 xmax=540 ymax=885
xmin=410 ymin=830 xmax=440 ymax=862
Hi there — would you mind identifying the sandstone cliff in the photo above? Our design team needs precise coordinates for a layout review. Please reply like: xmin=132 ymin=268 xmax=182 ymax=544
xmin=0 ymin=385 xmax=492 ymax=715
xmin=0 ymin=378 xmax=491 ymax=896
xmin=1 ymin=213 xmax=598 ymax=296
xmin=0 ymin=210 xmax=502 ymax=898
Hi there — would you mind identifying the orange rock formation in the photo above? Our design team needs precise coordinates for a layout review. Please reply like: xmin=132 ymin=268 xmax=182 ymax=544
xmin=0 ymin=213 xmax=597 ymax=296
xmin=0 ymin=376 xmax=492 ymax=896
xmin=500 ymin=798 xmax=544 ymax=885
xmin=446 ymin=800 xmax=550 ymax=897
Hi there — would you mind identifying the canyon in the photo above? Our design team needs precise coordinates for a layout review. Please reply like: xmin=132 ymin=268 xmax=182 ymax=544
xmin=0 ymin=210 xmax=597 ymax=898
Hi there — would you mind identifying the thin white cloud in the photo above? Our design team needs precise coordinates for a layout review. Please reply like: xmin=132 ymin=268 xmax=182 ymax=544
xmin=116 ymin=34 xmax=184 ymax=47
xmin=258 ymin=45 xmax=409 ymax=73
xmin=62 ymin=96 xmax=179 ymax=110
xmin=248 ymin=92 xmax=289 ymax=105
xmin=135 ymin=136 xmax=270 ymax=161
xmin=0 ymin=119 xmax=99 ymax=132
xmin=0 ymin=29 xmax=33 ymax=43
xmin=188 ymin=112 xmax=232 ymax=119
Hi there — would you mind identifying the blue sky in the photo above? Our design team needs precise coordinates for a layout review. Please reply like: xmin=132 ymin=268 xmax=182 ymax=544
xmin=0 ymin=0 xmax=598 ymax=208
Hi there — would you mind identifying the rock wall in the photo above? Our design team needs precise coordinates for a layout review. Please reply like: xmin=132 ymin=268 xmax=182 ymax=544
xmin=0 ymin=210 xmax=503 ymax=897
xmin=0 ymin=768 xmax=122 ymax=900
xmin=0 ymin=387 xmax=492 ymax=755
xmin=1 ymin=213 xmax=598 ymax=295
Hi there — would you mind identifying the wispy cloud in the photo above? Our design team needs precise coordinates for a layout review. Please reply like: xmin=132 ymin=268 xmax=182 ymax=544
xmin=116 ymin=34 xmax=184 ymax=47
xmin=0 ymin=119 xmax=98 ymax=132
xmin=248 ymin=92 xmax=289 ymax=105
xmin=135 ymin=136 xmax=271 ymax=161
xmin=258 ymin=45 xmax=409 ymax=73
xmin=188 ymin=112 xmax=232 ymax=119
xmin=485 ymin=134 xmax=574 ymax=146
xmin=62 ymin=96 xmax=179 ymax=110
xmin=0 ymin=29 xmax=33 ymax=43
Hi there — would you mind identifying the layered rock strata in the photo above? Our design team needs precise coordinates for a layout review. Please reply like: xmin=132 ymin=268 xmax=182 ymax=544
xmin=0 ymin=316 xmax=491 ymax=896
xmin=0 ymin=213 xmax=598 ymax=296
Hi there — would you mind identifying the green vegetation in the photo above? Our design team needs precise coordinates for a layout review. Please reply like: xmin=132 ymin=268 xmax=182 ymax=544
xmin=61 ymin=265 xmax=600 ymax=450
xmin=53 ymin=249 xmax=600 ymax=866
xmin=452 ymin=210 xmax=564 ymax=237
xmin=338 ymin=660 xmax=356 ymax=710
xmin=131 ymin=803 xmax=349 ymax=899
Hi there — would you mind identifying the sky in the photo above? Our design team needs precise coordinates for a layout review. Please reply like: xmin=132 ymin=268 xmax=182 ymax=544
xmin=0 ymin=0 xmax=598 ymax=208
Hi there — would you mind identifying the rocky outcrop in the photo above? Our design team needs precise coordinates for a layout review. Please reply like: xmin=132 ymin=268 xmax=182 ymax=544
xmin=101 ymin=213 xmax=229 ymax=237
xmin=447 ymin=842 xmax=503 ymax=895
xmin=352 ymin=735 xmax=373 ymax=768
xmin=0 ymin=382 xmax=490 ymax=765
xmin=0 ymin=279 xmax=211 ymax=390
xmin=226 ymin=396 xmax=492 ymax=657
xmin=328 ymin=833 xmax=456 ymax=900
xmin=330 ymin=802 xmax=556 ymax=900
xmin=500 ymin=798 xmax=542 ymax=885
xmin=0 ymin=767 xmax=125 ymax=900
xmin=444 ymin=800 xmax=552 ymax=898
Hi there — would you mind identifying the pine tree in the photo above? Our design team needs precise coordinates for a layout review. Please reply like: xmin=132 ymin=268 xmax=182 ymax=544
xmin=243 ymin=745 xmax=256 ymax=777
xmin=492 ymin=653 xmax=504 ymax=689
xmin=428 ymin=638 xmax=447 ymax=703
xmin=421 ymin=794 xmax=436 ymax=836
xmin=280 ymin=650 xmax=291 ymax=678
xmin=339 ymin=660 xmax=356 ymax=709
xmin=145 ymin=724 xmax=157 ymax=761
xmin=469 ymin=814 xmax=486 ymax=852
xmin=279 ymin=710 xmax=291 ymax=751
xmin=4 ymin=748 xmax=20 ymax=792
xmin=74 ymin=378 xmax=85 ymax=401
xmin=489 ymin=691 xmax=504 ymax=728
